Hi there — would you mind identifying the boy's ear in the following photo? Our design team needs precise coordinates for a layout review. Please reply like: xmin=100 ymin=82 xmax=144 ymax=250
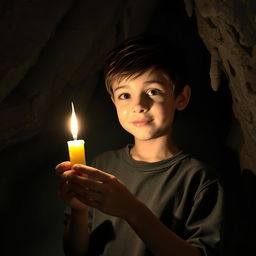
xmin=175 ymin=85 xmax=191 ymax=111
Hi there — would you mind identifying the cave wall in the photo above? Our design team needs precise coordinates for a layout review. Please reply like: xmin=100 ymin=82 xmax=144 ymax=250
xmin=185 ymin=0 xmax=256 ymax=173
xmin=0 ymin=0 xmax=255 ymax=255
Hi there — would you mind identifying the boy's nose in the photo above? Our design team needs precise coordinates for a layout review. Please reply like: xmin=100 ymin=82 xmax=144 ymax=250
xmin=132 ymin=95 xmax=150 ymax=113
xmin=133 ymin=104 xmax=147 ymax=113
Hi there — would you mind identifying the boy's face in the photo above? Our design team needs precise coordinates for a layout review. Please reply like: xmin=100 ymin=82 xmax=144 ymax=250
xmin=111 ymin=69 xmax=189 ymax=142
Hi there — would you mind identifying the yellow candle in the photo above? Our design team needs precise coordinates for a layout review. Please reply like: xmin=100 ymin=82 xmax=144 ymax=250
xmin=67 ymin=102 xmax=86 ymax=167
xmin=67 ymin=139 xmax=86 ymax=166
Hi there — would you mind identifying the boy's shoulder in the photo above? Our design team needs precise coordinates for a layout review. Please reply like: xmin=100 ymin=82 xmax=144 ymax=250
xmin=179 ymin=155 xmax=222 ymax=186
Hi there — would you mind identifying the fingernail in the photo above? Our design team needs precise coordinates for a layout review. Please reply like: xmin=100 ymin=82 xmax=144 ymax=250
xmin=73 ymin=164 xmax=81 ymax=169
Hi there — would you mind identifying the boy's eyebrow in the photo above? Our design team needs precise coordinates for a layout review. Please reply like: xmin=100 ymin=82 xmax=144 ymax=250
xmin=113 ymin=80 xmax=165 ymax=92
xmin=144 ymin=80 xmax=165 ymax=86
xmin=113 ymin=85 xmax=128 ymax=92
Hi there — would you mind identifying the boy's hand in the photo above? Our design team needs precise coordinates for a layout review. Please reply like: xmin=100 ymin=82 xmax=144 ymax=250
xmin=55 ymin=162 xmax=88 ymax=213
xmin=66 ymin=164 xmax=138 ymax=220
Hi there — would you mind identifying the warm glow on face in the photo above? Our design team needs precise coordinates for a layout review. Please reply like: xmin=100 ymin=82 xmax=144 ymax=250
xmin=70 ymin=102 xmax=78 ymax=140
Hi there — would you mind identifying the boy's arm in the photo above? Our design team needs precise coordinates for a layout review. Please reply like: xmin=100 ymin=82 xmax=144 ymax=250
xmin=125 ymin=199 xmax=202 ymax=256
xmin=63 ymin=209 xmax=90 ymax=256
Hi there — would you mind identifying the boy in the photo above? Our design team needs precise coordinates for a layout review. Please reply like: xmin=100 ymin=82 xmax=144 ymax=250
xmin=55 ymin=35 xmax=224 ymax=256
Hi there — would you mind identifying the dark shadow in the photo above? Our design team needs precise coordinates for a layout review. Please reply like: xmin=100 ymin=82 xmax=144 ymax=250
xmin=87 ymin=220 xmax=115 ymax=256
xmin=238 ymin=169 xmax=256 ymax=255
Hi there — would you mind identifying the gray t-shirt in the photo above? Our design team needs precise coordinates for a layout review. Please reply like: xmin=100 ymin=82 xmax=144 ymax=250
xmin=85 ymin=145 xmax=224 ymax=256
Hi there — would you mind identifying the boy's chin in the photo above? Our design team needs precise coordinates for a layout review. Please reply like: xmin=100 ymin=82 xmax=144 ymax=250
xmin=133 ymin=133 xmax=161 ymax=141
xmin=132 ymin=130 xmax=171 ymax=142
xmin=123 ymin=127 xmax=167 ymax=141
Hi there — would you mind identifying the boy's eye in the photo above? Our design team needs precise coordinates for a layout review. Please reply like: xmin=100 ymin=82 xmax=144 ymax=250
xmin=146 ymin=89 xmax=162 ymax=96
xmin=118 ymin=93 xmax=130 ymax=100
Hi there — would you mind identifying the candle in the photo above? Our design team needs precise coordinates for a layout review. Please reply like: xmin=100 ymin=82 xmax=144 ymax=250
xmin=67 ymin=102 xmax=86 ymax=167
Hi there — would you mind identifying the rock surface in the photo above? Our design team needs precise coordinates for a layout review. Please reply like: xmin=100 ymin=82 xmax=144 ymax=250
xmin=187 ymin=0 xmax=256 ymax=173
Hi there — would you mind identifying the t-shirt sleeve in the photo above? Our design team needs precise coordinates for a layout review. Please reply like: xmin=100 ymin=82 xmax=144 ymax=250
xmin=185 ymin=181 xmax=224 ymax=256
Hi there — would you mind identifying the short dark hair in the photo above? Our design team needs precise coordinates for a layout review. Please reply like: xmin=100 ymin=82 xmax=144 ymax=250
xmin=103 ymin=34 xmax=188 ymax=97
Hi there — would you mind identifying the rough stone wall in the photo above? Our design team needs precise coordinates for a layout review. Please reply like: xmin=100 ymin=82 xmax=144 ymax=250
xmin=184 ymin=0 xmax=256 ymax=174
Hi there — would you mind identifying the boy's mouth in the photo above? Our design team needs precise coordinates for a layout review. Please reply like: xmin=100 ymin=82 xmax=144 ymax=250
xmin=132 ymin=119 xmax=153 ymax=127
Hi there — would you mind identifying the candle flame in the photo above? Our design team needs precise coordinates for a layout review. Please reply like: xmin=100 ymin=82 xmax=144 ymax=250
xmin=70 ymin=102 xmax=78 ymax=140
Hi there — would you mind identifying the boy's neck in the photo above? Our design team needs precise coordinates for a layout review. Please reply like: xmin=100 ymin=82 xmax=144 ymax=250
xmin=130 ymin=136 xmax=181 ymax=163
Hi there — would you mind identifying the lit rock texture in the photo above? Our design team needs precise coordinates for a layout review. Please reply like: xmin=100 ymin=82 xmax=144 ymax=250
xmin=185 ymin=0 xmax=256 ymax=173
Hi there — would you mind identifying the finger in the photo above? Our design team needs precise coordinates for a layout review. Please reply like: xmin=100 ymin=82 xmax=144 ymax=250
xmin=57 ymin=170 xmax=73 ymax=188
xmin=73 ymin=186 xmax=103 ymax=208
xmin=58 ymin=181 xmax=73 ymax=197
xmin=55 ymin=161 xmax=71 ymax=175
xmin=68 ymin=181 xmax=103 ymax=203
xmin=73 ymin=164 xmax=110 ymax=181
xmin=71 ymin=184 xmax=103 ymax=202
xmin=67 ymin=173 xmax=104 ymax=192
xmin=62 ymin=181 xmax=70 ymax=194
xmin=75 ymin=194 xmax=101 ymax=209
